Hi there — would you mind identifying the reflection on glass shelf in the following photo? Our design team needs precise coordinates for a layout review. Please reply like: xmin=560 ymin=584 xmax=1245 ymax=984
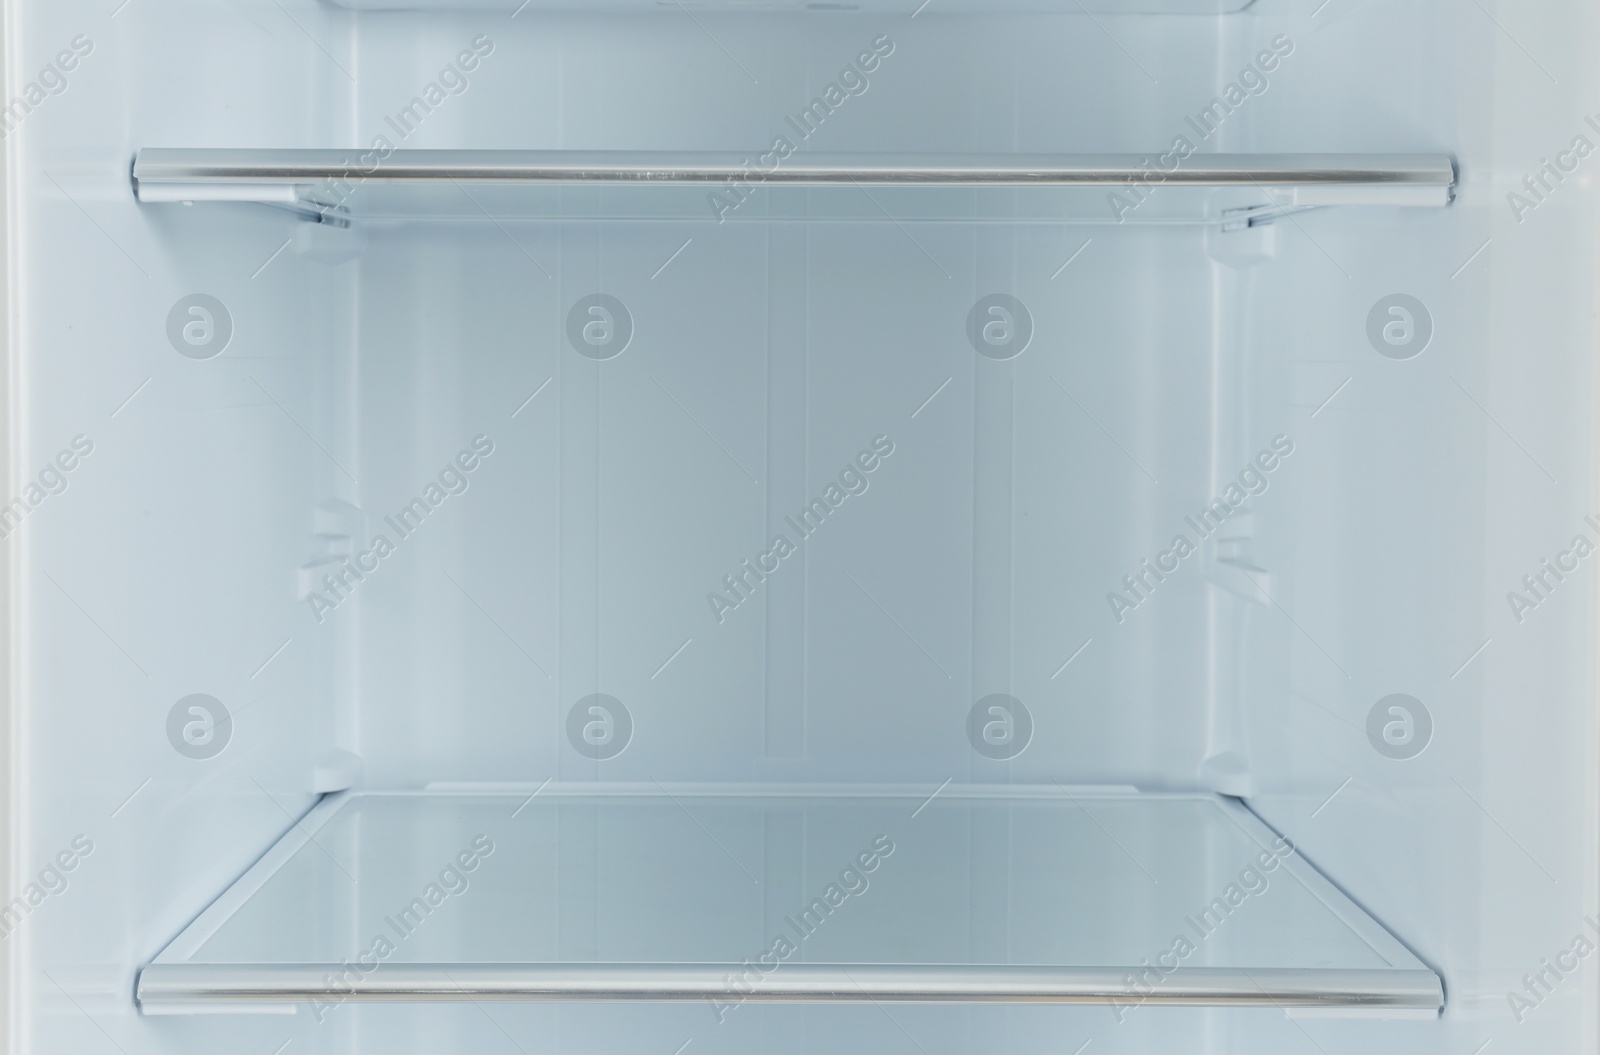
xmin=131 ymin=150 xmax=1456 ymax=226
xmin=137 ymin=785 xmax=1443 ymax=1015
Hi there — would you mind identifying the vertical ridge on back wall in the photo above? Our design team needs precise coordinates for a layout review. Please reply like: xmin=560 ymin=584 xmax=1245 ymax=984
xmin=765 ymin=225 xmax=808 ymax=760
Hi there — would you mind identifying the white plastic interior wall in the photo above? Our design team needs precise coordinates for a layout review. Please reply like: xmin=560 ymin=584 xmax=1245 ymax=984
xmin=7 ymin=0 xmax=1598 ymax=1052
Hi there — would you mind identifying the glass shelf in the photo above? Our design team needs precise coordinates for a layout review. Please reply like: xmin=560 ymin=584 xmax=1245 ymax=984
xmin=131 ymin=149 xmax=1455 ymax=226
xmin=137 ymin=785 xmax=1443 ymax=1015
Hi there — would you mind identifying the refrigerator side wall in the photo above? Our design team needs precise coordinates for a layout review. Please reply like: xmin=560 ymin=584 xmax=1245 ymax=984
xmin=11 ymin=2 xmax=360 ymax=1053
xmin=1238 ymin=2 xmax=1600 ymax=1053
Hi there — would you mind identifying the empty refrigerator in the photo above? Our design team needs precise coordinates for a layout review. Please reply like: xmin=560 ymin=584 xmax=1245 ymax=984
xmin=3 ymin=0 xmax=1597 ymax=1052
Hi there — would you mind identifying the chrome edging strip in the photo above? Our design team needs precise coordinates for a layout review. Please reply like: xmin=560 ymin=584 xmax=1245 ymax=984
xmin=137 ymin=963 xmax=1445 ymax=1009
xmin=131 ymin=149 xmax=1457 ymax=190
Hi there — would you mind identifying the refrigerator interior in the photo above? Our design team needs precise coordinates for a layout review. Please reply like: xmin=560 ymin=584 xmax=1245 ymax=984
xmin=5 ymin=0 xmax=1597 ymax=1053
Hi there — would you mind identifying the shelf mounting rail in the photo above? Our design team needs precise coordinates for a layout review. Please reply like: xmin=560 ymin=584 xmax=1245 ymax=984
xmin=132 ymin=149 xmax=1455 ymax=191
xmin=130 ymin=149 xmax=1455 ymax=223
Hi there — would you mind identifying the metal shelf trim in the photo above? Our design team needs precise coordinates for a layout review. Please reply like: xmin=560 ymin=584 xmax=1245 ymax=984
xmin=136 ymin=962 xmax=1445 ymax=1008
xmin=133 ymin=148 xmax=1455 ymax=190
